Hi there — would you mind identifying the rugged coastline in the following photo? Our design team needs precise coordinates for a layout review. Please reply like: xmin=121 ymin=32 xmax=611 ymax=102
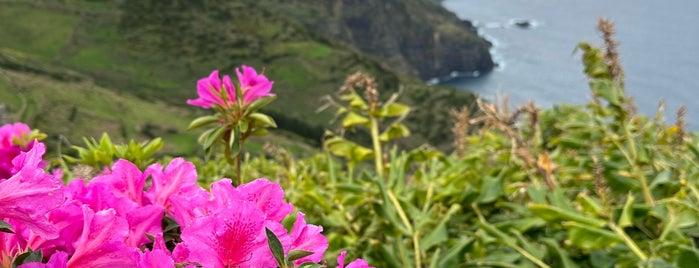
xmin=258 ymin=0 xmax=495 ymax=80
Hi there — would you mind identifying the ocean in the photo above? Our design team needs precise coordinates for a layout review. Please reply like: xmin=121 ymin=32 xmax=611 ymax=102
xmin=440 ymin=0 xmax=699 ymax=128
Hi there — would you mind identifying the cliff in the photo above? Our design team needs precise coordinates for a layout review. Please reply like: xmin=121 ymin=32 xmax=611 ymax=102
xmin=0 ymin=0 xmax=484 ymax=150
xmin=258 ymin=0 xmax=494 ymax=79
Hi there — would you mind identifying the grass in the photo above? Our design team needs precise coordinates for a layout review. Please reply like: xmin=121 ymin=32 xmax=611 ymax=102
xmin=0 ymin=3 xmax=79 ymax=61
xmin=0 ymin=0 xmax=483 ymax=151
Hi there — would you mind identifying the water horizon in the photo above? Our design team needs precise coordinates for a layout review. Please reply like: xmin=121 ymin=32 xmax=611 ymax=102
xmin=441 ymin=0 xmax=699 ymax=128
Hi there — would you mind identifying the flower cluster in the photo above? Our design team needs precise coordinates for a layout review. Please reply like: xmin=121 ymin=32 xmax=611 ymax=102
xmin=187 ymin=65 xmax=274 ymax=109
xmin=0 ymin=122 xmax=35 ymax=179
xmin=186 ymin=66 xmax=280 ymax=185
xmin=0 ymin=123 xmax=372 ymax=268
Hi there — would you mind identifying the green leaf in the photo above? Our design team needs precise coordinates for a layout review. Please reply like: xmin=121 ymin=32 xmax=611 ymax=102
xmin=202 ymin=126 xmax=228 ymax=150
xmin=188 ymin=115 xmax=220 ymax=130
xmin=542 ymin=238 xmax=579 ymax=268
xmin=250 ymin=128 xmax=270 ymax=136
xmin=421 ymin=204 xmax=461 ymax=251
xmin=265 ymin=227 xmax=286 ymax=267
xmin=0 ymin=220 xmax=13 ymax=233
xmin=340 ymin=92 xmax=368 ymax=110
xmin=437 ymin=238 xmax=473 ymax=268
xmin=576 ymin=193 xmax=604 ymax=217
xmin=324 ymin=136 xmax=373 ymax=162
xmin=590 ymin=79 xmax=622 ymax=106
xmin=245 ymin=95 xmax=277 ymax=114
xmin=287 ymin=250 xmax=314 ymax=262
xmin=248 ymin=112 xmax=277 ymax=128
xmin=12 ymin=248 xmax=42 ymax=268
xmin=564 ymin=221 xmax=623 ymax=250
xmin=142 ymin=138 xmax=164 ymax=157
xmin=529 ymin=204 xmax=607 ymax=228
xmin=297 ymin=263 xmax=323 ymax=268
xmin=617 ymin=193 xmax=634 ymax=228
xmin=650 ymin=170 xmax=672 ymax=190
xmin=675 ymin=248 xmax=699 ymax=268
xmin=379 ymin=123 xmax=410 ymax=142
xmin=341 ymin=112 xmax=369 ymax=129
xmin=377 ymin=102 xmax=410 ymax=118
xmin=477 ymin=176 xmax=504 ymax=204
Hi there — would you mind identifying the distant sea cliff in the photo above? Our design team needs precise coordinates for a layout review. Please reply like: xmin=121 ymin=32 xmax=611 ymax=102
xmin=259 ymin=0 xmax=494 ymax=80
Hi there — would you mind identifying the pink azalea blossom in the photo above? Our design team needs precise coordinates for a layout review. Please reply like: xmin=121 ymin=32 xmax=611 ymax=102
xmin=0 ymin=143 xmax=64 ymax=239
xmin=18 ymin=251 xmax=68 ymax=268
xmin=84 ymin=160 xmax=164 ymax=247
xmin=234 ymin=178 xmax=294 ymax=222
xmin=236 ymin=65 xmax=275 ymax=105
xmin=146 ymin=158 xmax=199 ymax=208
xmin=25 ymin=202 xmax=83 ymax=256
xmin=137 ymin=249 xmax=175 ymax=268
xmin=90 ymin=159 xmax=148 ymax=205
xmin=288 ymin=212 xmax=328 ymax=265
xmin=0 ymin=123 xmax=32 ymax=179
xmin=65 ymin=206 xmax=136 ymax=267
xmin=187 ymin=70 xmax=235 ymax=109
xmin=337 ymin=251 xmax=374 ymax=268
xmin=173 ymin=201 xmax=268 ymax=268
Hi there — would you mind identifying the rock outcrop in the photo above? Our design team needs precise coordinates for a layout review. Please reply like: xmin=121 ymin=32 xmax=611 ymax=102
xmin=259 ymin=0 xmax=494 ymax=80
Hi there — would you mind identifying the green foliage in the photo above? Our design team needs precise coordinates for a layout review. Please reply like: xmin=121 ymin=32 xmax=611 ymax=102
xmin=64 ymin=133 xmax=163 ymax=170
xmin=37 ymin=16 xmax=699 ymax=267
xmin=187 ymin=34 xmax=699 ymax=267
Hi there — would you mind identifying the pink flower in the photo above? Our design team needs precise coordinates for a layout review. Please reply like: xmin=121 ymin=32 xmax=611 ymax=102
xmin=65 ymin=206 xmax=136 ymax=267
xmin=173 ymin=201 xmax=268 ymax=268
xmin=234 ymin=178 xmax=294 ymax=222
xmin=236 ymin=65 xmax=274 ymax=105
xmin=17 ymin=251 xmax=68 ymax=268
xmin=288 ymin=213 xmax=328 ymax=265
xmin=187 ymin=70 xmax=235 ymax=109
xmin=0 ymin=143 xmax=64 ymax=239
xmin=137 ymin=249 xmax=175 ymax=268
xmin=0 ymin=123 xmax=33 ymax=179
xmin=90 ymin=159 xmax=148 ymax=205
xmin=337 ymin=251 xmax=374 ymax=268
xmin=145 ymin=158 xmax=208 ymax=227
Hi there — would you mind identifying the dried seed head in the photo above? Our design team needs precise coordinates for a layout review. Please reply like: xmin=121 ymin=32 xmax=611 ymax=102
xmin=451 ymin=106 xmax=471 ymax=156
xmin=341 ymin=71 xmax=380 ymax=106
xmin=676 ymin=105 xmax=687 ymax=144
xmin=598 ymin=17 xmax=624 ymax=83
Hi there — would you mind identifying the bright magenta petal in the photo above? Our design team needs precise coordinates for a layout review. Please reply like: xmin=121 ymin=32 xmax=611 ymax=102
xmin=137 ymin=249 xmax=175 ymax=268
xmin=177 ymin=201 xmax=266 ymax=268
xmin=235 ymin=178 xmax=293 ymax=222
xmin=289 ymin=213 xmax=328 ymax=265
xmin=187 ymin=70 xmax=229 ymax=109
xmin=236 ymin=65 xmax=274 ymax=105
xmin=90 ymin=159 xmax=147 ymax=205
xmin=66 ymin=206 xmax=136 ymax=268
xmin=0 ymin=143 xmax=64 ymax=239
xmin=147 ymin=158 xmax=199 ymax=207
xmin=125 ymin=204 xmax=164 ymax=247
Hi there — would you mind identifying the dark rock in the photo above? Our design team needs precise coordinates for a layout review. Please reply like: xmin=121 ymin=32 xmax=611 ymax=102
xmin=259 ymin=0 xmax=494 ymax=80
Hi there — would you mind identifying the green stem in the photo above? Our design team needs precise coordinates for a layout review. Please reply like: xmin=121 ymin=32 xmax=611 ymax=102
xmin=413 ymin=230 xmax=422 ymax=268
xmin=236 ymin=152 xmax=242 ymax=185
xmin=609 ymin=223 xmax=648 ymax=261
xmin=370 ymin=117 xmax=384 ymax=178
xmin=612 ymin=139 xmax=654 ymax=206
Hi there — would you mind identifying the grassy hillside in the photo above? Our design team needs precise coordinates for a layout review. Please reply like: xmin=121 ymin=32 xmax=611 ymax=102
xmin=0 ymin=0 xmax=482 ymax=151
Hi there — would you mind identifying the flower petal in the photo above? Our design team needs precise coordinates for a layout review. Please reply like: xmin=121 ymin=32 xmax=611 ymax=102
xmin=66 ymin=206 xmax=136 ymax=268
xmin=0 ymin=143 xmax=64 ymax=239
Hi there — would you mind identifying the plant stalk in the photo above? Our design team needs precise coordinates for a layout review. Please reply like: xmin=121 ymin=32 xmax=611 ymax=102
xmin=370 ymin=117 xmax=384 ymax=178
xmin=610 ymin=223 xmax=648 ymax=261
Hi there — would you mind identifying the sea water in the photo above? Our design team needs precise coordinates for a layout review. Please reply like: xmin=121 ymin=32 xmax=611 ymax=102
xmin=441 ymin=0 xmax=699 ymax=128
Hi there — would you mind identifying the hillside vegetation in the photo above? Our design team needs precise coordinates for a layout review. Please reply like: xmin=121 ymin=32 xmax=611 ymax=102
xmin=0 ymin=0 xmax=489 ymax=152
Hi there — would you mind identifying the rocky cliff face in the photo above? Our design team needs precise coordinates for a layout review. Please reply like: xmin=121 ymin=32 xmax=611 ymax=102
xmin=259 ymin=0 xmax=494 ymax=80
